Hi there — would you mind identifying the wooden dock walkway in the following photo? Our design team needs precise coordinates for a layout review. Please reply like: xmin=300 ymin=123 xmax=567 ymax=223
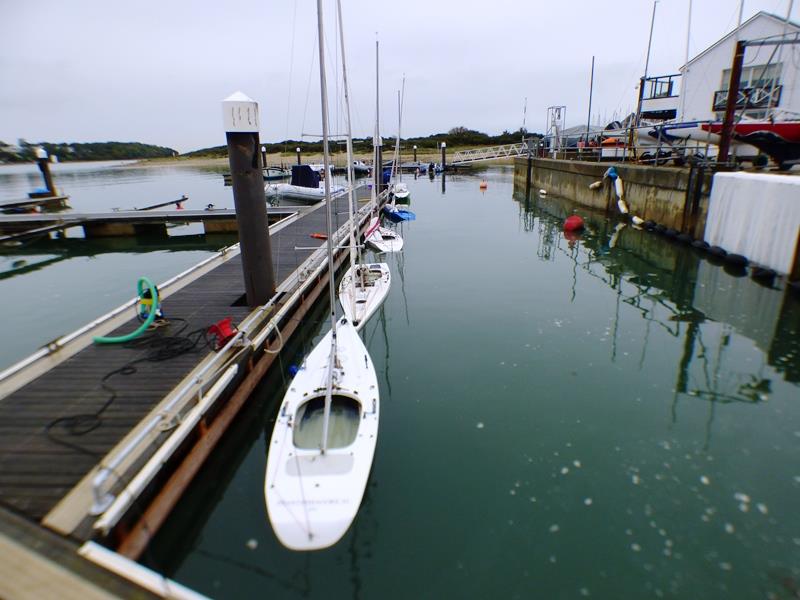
xmin=0 ymin=206 xmax=300 ymax=241
xmin=0 ymin=188 xmax=375 ymax=552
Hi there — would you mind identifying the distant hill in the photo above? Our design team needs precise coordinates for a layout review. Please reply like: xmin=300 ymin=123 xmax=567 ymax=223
xmin=183 ymin=127 xmax=541 ymax=158
xmin=0 ymin=140 xmax=177 ymax=163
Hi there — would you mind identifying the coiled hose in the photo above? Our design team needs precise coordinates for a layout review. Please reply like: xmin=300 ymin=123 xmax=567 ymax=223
xmin=93 ymin=277 xmax=159 ymax=344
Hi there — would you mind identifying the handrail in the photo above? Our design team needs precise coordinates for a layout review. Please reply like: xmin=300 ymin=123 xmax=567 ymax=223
xmin=93 ymin=364 xmax=239 ymax=531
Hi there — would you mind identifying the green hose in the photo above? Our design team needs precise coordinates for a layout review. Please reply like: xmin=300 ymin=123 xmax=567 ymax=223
xmin=93 ymin=277 xmax=159 ymax=344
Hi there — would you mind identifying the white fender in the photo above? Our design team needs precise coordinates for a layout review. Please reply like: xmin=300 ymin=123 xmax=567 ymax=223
xmin=589 ymin=180 xmax=603 ymax=190
xmin=614 ymin=177 xmax=624 ymax=200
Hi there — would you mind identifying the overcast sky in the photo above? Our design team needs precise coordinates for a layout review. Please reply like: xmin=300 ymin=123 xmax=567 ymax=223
xmin=1 ymin=0 xmax=797 ymax=153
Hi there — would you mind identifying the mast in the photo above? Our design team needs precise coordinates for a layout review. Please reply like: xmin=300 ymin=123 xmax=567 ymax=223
xmin=635 ymin=0 xmax=659 ymax=129
xmin=374 ymin=39 xmax=381 ymax=198
xmin=396 ymin=91 xmax=402 ymax=183
xmin=316 ymin=0 xmax=336 ymax=454
xmin=399 ymin=77 xmax=405 ymax=183
xmin=335 ymin=0 xmax=362 ymax=310
xmin=679 ymin=0 xmax=692 ymax=121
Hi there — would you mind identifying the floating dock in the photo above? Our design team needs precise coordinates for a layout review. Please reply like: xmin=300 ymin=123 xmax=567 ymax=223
xmin=0 ymin=206 xmax=299 ymax=242
xmin=0 ymin=185 xmax=379 ymax=596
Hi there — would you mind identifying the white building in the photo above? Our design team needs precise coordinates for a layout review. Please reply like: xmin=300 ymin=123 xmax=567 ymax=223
xmin=677 ymin=11 xmax=800 ymax=123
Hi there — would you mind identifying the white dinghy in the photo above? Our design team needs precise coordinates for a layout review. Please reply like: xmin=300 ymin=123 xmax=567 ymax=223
xmin=265 ymin=0 xmax=380 ymax=551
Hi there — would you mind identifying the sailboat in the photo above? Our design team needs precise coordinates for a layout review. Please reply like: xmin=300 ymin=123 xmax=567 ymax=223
xmin=265 ymin=0 xmax=379 ymax=551
xmin=364 ymin=214 xmax=404 ymax=252
xmin=335 ymin=0 xmax=391 ymax=332
xmin=383 ymin=79 xmax=415 ymax=221
xmin=390 ymin=82 xmax=410 ymax=203
xmin=365 ymin=41 xmax=405 ymax=253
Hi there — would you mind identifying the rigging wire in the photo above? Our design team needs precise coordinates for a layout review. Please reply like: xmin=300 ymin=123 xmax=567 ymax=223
xmin=283 ymin=0 xmax=299 ymax=155
xmin=300 ymin=27 xmax=319 ymax=147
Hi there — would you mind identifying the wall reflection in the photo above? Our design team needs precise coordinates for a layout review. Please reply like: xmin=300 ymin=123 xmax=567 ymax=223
xmin=514 ymin=190 xmax=800 ymax=446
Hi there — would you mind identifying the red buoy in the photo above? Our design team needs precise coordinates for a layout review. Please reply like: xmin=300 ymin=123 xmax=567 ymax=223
xmin=564 ymin=215 xmax=585 ymax=232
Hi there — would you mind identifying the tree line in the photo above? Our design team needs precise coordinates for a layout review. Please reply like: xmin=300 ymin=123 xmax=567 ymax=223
xmin=183 ymin=127 xmax=541 ymax=158
xmin=0 ymin=139 xmax=177 ymax=163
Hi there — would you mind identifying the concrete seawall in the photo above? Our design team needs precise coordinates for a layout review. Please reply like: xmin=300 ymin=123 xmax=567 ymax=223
xmin=513 ymin=158 xmax=713 ymax=239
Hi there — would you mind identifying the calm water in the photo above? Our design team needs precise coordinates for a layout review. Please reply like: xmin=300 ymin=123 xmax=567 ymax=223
xmin=140 ymin=166 xmax=800 ymax=599
xmin=0 ymin=161 xmax=236 ymax=368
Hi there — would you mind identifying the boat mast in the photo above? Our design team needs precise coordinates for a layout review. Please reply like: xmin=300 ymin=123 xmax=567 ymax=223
xmin=679 ymin=0 xmax=692 ymax=121
xmin=335 ymin=0 xmax=362 ymax=308
xmin=397 ymin=77 xmax=405 ymax=183
xmin=316 ymin=0 xmax=336 ymax=454
xmin=374 ymin=39 xmax=381 ymax=202
xmin=635 ymin=0 xmax=659 ymax=129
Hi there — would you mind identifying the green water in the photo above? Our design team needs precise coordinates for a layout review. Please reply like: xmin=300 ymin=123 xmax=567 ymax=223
xmin=145 ymin=166 xmax=800 ymax=599
xmin=0 ymin=161 xmax=236 ymax=369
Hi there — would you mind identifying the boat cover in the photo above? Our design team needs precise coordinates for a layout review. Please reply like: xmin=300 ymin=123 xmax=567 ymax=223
xmin=291 ymin=165 xmax=321 ymax=188
xmin=705 ymin=172 xmax=800 ymax=274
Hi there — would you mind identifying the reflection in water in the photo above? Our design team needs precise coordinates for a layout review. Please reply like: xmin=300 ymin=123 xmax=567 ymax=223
xmin=517 ymin=191 xmax=800 ymax=448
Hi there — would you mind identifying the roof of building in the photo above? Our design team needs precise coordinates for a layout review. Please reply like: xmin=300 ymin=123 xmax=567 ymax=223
xmin=683 ymin=11 xmax=800 ymax=69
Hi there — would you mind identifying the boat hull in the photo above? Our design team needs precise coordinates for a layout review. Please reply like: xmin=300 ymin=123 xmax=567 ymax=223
xmin=265 ymin=318 xmax=379 ymax=551
xmin=364 ymin=217 xmax=404 ymax=252
xmin=265 ymin=183 xmax=345 ymax=204
xmin=339 ymin=263 xmax=391 ymax=331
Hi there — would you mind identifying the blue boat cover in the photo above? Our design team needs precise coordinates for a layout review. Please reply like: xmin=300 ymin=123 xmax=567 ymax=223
xmin=291 ymin=165 xmax=320 ymax=188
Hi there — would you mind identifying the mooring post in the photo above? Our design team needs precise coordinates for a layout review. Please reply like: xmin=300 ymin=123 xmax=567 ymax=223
xmin=34 ymin=147 xmax=57 ymax=197
xmin=377 ymin=141 xmax=385 ymax=194
xmin=525 ymin=138 xmax=533 ymax=199
xmin=413 ymin=144 xmax=417 ymax=163
xmin=296 ymin=146 xmax=302 ymax=165
xmin=440 ymin=141 xmax=447 ymax=172
xmin=222 ymin=91 xmax=276 ymax=306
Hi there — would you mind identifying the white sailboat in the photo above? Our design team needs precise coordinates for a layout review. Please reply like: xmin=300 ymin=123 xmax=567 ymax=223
xmin=364 ymin=215 xmax=404 ymax=253
xmin=264 ymin=0 xmax=379 ymax=551
xmin=389 ymin=80 xmax=410 ymax=203
xmin=367 ymin=39 xmax=405 ymax=252
xmin=382 ymin=79 xmax=416 ymax=221
xmin=335 ymin=0 xmax=390 ymax=332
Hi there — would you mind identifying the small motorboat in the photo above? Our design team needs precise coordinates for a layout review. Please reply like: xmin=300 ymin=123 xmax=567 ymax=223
xmin=265 ymin=164 xmax=344 ymax=204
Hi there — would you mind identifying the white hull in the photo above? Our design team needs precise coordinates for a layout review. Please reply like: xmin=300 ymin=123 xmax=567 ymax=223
xmin=265 ymin=183 xmax=345 ymax=204
xmin=391 ymin=182 xmax=410 ymax=200
xmin=338 ymin=263 xmax=391 ymax=331
xmin=265 ymin=317 xmax=379 ymax=551
xmin=364 ymin=217 xmax=404 ymax=252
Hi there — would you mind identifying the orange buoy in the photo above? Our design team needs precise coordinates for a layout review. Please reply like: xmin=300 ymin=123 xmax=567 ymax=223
xmin=479 ymin=180 xmax=488 ymax=189
xmin=563 ymin=215 xmax=585 ymax=232
xmin=310 ymin=232 xmax=328 ymax=240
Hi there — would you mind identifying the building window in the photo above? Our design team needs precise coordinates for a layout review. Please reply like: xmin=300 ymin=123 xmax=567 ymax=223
xmin=720 ymin=63 xmax=782 ymax=91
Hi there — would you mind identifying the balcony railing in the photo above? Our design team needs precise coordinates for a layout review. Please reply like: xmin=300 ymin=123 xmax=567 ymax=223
xmin=712 ymin=85 xmax=782 ymax=111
